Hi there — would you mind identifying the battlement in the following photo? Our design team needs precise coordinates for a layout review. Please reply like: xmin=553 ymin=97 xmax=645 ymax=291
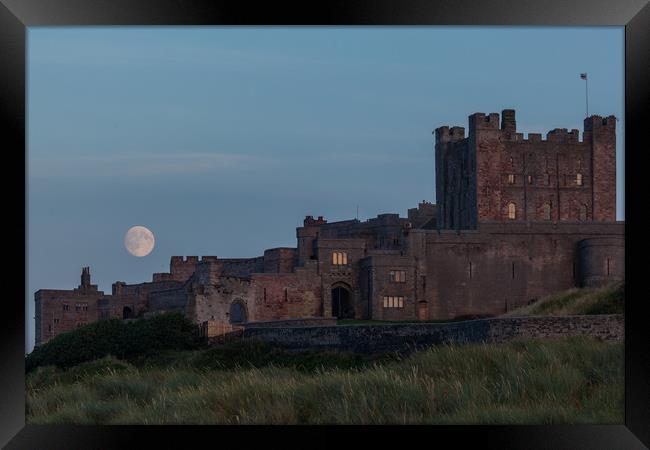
xmin=304 ymin=215 xmax=327 ymax=226
xmin=546 ymin=128 xmax=580 ymax=143
xmin=434 ymin=126 xmax=466 ymax=143
xmin=468 ymin=112 xmax=500 ymax=131
xmin=170 ymin=255 xmax=218 ymax=264
xmin=167 ymin=256 xmax=219 ymax=282
xmin=583 ymin=115 xmax=617 ymax=131
xmin=501 ymin=109 xmax=516 ymax=132
xmin=152 ymin=272 xmax=174 ymax=282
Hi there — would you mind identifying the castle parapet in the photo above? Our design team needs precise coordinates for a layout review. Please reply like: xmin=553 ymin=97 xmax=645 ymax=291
xmin=304 ymin=215 xmax=327 ymax=226
xmin=434 ymin=126 xmax=466 ymax=144
xmin=469 ymin=112 xmax=500 ymax=132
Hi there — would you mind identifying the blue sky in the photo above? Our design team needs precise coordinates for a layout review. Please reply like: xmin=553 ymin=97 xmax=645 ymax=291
xmin=27 ymin=27 xmax=625 ymax=351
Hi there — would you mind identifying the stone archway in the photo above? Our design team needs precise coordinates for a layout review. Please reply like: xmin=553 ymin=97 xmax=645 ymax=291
xmin=122 ymin=306 xmax=133 ymax=319
xmin=229 ymin=300 xmax=247 ymax=324
xmin=331 ymin=284 xmax=354 ymax=319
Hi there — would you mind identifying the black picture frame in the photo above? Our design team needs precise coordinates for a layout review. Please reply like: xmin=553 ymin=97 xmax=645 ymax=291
xmin=2 ymin=0 xmax=648 ymax=448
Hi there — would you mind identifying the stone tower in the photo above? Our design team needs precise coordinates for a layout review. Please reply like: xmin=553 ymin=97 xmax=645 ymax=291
xmin=435 ymin=109 xmax=617 ymax=229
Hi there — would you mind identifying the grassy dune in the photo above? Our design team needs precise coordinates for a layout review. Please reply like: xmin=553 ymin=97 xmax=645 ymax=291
xmin=26 ymin=337 xmax=623 ymax=425
xmin=503 ymin=282 xmax=624 ymax=317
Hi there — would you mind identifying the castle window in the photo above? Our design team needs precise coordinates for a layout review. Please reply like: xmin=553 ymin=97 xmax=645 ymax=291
xmin=468 ymin=262 xmax=473 ymax=279
xmin=507 ymin=202 xmax=516 ymax=220
xmin=393 ymin=236 xmax=400 ymax=245
xmin=263 ymin=288 xmax=267 ymax=302
xmin=53 ymin=318 xmax=59 ymax=324
xmin=82 ymin=303 xmax=88 ymax=311
xmin=75 ymin=304 xmax=81 ymax=311
xmin=579 ymin=204 xmax=588 ymax=221
xmin=48 ymin=325 xmax=51 ymax=332
xmin=576 ymin=173 xmax=583 ymax=186
xmin=383 ymin=296 xmax=404 ymax=308
xmin=389 ymin=270 xmax=406 ymax=283
xmin=527 ymin=175 xmax=533 ymax=184
xmin=507 ymin=174 xmax=515 ymax=184
xmin=543 ymin=203 xmax=551 ymax=221
xmin=284 ymin=288 xmax=288 ymax=302
xmin=63 ymin=304 xmax=69 ymax=311
xmin=332 ymin=251 xmax=348 ymax=266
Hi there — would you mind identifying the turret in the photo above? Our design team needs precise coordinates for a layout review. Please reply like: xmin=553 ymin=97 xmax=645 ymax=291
xmin=584 ymin=115 xmax=617 ymax=221
xmin=80 ymin=266 xmax=91 ymax=287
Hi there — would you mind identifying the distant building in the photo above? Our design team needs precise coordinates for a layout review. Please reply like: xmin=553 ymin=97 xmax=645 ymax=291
xmin=34 ymin=110 xmax=624 ymax=346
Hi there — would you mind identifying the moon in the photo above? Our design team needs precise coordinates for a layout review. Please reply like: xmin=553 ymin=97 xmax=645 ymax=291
xmin=124 ymin=226 xmax=155 ymax=257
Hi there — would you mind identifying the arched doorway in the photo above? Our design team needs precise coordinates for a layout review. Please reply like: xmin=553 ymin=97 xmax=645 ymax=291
xmin=122 ymin=306 xmax=132 ymax=319
xmin=331 ymin=285 xmax=354 ymax=319
xmin=229 ymin=301 xmax=247 ymax=324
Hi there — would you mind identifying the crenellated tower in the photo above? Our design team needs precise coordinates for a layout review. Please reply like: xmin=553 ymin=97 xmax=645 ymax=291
xmin=435 ymin=109 xmax=617 ymax=229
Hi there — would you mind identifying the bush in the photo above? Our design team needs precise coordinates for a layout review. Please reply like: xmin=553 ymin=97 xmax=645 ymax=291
xmin=26 ymin=313 xmax=202 ymax=373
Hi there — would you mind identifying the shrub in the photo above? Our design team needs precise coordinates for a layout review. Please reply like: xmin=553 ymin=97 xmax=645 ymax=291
xmin=26 ymin=313 xmax=202 ymax=372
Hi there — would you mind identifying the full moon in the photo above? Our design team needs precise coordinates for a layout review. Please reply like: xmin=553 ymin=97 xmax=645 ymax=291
xmin=124 ymin=226 xmax=155 ymax=257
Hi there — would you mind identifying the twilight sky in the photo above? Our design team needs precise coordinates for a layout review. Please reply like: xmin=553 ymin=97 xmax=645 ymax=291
xmin=27 ymin=27 xmax=625 ymax=352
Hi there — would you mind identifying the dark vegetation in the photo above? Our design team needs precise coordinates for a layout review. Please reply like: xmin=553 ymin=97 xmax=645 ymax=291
xmin=26 ymin=337 xmax=623 ymax=424
xmin=25 ymin=284 xmax=625 ymax=424
xmin=26 ymin=312 xmax=201 ymax=373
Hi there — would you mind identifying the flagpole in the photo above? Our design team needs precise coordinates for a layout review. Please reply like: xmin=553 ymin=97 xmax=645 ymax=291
xmin=585 ymin=75 xmax=589 ymax=117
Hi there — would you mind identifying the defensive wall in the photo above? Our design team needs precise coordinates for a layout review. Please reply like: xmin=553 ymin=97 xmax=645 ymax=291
xmin=241 ymin=314 xmax=623 ymax=353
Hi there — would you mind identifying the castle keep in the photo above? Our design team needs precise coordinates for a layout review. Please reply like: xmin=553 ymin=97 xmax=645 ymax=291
xmin=34 ymin=110 xmax=624 ymax=346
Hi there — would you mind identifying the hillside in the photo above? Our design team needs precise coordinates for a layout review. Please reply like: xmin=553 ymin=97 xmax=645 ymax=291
xmin=26 ymin=337 xmax=623 ymax=425
xmin=503 ymin=282 xmax=624 ymax=317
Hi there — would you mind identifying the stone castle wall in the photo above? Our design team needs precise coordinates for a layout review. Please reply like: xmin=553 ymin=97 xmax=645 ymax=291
xmin=242 ymin=314 xmax=624 ymax=353
xmin=435 ymin=110 xmax=617 ymax=229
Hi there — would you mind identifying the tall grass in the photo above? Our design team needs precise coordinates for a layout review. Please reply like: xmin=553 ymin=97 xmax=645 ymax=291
xmin=26 ymin=337 xmax=623 ymax=425
xmin=504 ymin=282 xmax=624 ymax=317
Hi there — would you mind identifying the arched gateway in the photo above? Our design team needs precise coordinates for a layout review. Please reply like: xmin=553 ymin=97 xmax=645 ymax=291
xmin=331 ymin=284 xmax=354 ymax=319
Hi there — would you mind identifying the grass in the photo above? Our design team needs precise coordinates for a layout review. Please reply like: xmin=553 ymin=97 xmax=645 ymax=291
xmin=503 ymin=282 xmax=624 ymax=317
xmin=26 ymin=336 xmax=623 ymax=425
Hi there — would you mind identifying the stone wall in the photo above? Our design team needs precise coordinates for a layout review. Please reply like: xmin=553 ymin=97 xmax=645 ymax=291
xmin=419 ymin=221 xmax=624 ymax=320
xmin=435 ymin=110 xmax=617 ymax=229
xmin=242 ymin=314 xmax=623 ymax=353
xmin=241 ymin=317 xmax=337 ymax=328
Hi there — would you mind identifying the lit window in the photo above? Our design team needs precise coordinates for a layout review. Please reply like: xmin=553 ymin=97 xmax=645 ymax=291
xmin=383 ymin=296 xmax=405 ymax=308
xmin=507 ymin=202 xmax=516 ymax=220
xmin=507 ymin=174 xmax=515 ymax=184
xmin=389 ymin=270 xmax=406 ymax=283
xmin=576 ymin=173 xmax=583 ymax=186
xmin=543 ymin=203 xmax=551 ymax=221
xmin=332 ymin=251 xmax=348 ymax=265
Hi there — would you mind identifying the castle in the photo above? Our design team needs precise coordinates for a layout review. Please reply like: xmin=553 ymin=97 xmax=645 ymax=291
xmin=34 ymin=109 xmax=625 ymax=346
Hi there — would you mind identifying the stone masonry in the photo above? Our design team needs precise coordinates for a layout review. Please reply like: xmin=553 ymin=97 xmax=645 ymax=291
xmin=34 ymin=109 xmax=624 ymax=346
